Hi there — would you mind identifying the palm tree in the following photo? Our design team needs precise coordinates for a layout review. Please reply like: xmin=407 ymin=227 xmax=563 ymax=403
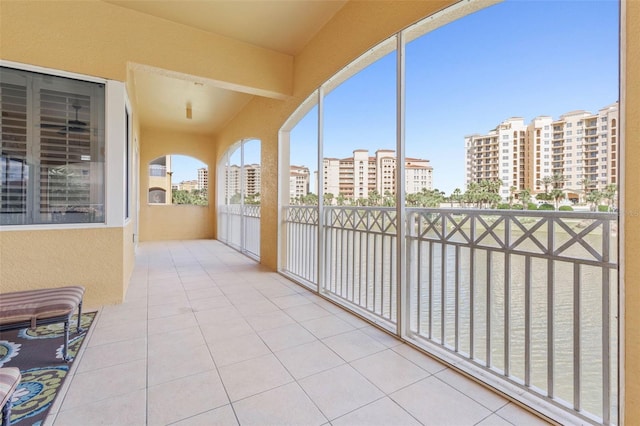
xmin=520 ymin=188 xmax=531 ymax=210
xmin=509 ymin=186 xmax=517 ymax=207
xmin=450 ymin=188 xmax=462 ymax=208
xmin=579 ymin=178 xmax=594 ymax=203
xmin=323 ymin=192 xmax=334 ymax=206
xmin=602 ymin=184 xmax=617 ymax=211
xmin=368 ymin=190 xmax=381 ymax=207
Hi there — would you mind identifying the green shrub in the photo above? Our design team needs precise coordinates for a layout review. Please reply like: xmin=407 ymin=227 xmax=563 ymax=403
xmin=598 ymin=205 xmax=610 ymax=212
xmin=538 ymin=203 xmax=554 ymax=210
xmin=527 ymin=202 xmax=538 ymax=210
xmin=511 ymin=203 xmax=524 ymax=210
xmin=496 ymin=203 xmax=510 ymax=209
xmin=559 ymin=205 xmax=573 ymax=211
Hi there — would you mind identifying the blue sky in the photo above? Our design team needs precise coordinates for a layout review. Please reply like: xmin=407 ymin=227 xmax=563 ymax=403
xmin=172 ymin=0 xmax=619 ymax=194
xmin=290 ymin=0 xmax=619 ymax=194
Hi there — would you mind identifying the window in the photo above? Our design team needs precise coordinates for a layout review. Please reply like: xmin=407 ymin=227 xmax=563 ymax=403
xmin=1 ymin=66 xmax=105 ymax=225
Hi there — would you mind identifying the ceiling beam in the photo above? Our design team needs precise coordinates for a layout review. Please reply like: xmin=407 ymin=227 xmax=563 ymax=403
xmin=0 ymin=0 xmax=293 ymax=99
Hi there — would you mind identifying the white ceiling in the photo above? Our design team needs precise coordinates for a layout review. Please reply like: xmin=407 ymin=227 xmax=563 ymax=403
xmin=105 ymin=0 xmax=347 ymax=135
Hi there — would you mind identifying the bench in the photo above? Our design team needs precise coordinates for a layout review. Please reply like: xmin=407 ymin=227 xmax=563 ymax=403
xmin=0 ymin=367 xmax=21 ymax=426
xmin=0 ymin=286 xmax=85 ymax=362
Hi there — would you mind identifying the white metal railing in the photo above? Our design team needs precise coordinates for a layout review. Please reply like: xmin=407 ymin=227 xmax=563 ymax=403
xmin=218 ymin=204 xmax=260 ymax=260
xmin=283 ymin=206 xmax=318 ymax=288
xmin=281 ymin=205 xmax=618 ymax=425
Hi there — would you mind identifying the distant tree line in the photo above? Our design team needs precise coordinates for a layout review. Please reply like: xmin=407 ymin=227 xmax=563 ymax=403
xmin=172 ymin=188 xmax=208 ymax=206
xmin=288 ymin=174 xmax=617 ymax=212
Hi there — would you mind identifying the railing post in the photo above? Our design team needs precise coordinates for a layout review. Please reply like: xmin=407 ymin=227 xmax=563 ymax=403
xmin=317 ymin=87 xmax=325 ymax=294
xmin=396 ymin=32 xmax=408 ymax=338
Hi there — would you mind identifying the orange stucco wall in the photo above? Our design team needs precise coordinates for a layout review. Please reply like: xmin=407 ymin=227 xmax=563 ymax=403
xmin=138 ymin=127 xmax=216 ymax=241
xmin=623 ymin=1 xmax=639 ymax=422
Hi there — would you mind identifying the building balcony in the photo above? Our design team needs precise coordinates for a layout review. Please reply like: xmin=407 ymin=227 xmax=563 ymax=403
xmin=49 ymin=240 xmax=546 ymax=425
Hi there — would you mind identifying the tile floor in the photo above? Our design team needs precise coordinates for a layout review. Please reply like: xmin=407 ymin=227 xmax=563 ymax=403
xmin=47 ymin=240 xmax=549 ymax=425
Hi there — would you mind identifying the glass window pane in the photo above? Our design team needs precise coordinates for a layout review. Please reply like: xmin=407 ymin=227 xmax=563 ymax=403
xmin=0 ymin=66 xmax=105 ymax=225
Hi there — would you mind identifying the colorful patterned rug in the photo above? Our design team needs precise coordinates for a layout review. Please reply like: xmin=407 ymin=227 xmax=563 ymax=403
xmin=0 ymin=312 xmax=96 ymax=426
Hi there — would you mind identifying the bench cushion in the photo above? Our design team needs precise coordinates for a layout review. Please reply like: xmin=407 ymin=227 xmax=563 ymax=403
xmin=0 ymin=286 xmax=85 ymax=328
xmin=0 ymin=367 xmax=21 ymax=409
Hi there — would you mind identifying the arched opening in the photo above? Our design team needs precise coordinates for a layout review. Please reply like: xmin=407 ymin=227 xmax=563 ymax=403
xmin=278 ymin=1 xmax=620 ymax=423
xmin=147 ymin=155 xmax=208 ymax=206
xmin=218 ymin=138 xmax=261 ymax=260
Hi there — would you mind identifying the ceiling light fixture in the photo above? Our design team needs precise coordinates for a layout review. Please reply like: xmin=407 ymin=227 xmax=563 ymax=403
xmin=186 ymin=102 xmax=192 ymax=120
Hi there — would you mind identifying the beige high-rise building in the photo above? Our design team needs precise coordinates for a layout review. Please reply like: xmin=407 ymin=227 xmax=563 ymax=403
xmin=197 ymin=167 xmax=208 ymax=191
xmin=224 ymin=163 xmax=261 ymax=201
xmin=465 ymin=103 xmax=619 ymax=200
xmin=322 ymin=149 xmax=432 ymax=200
xmin=289 ymin=165 xmax=310 ymax=200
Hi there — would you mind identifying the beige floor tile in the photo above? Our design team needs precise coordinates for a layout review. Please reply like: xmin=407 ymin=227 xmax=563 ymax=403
xmin=147 ymin=311 xmax=198 ymax=335
xmin=360 ymin=325 xmax=403 ymax=348
xmin=194 ymin=305 xmax=243 ymax=325
xmin=476 ymin=414 xmax=514 ymax=426
xmin=298 ymin=364 xmax=384 ymax=420
xmin=218 ymin=353 xmax=294 ymax=401
xmin=301 ymin=315 xmax=355 ymax=339
xmin=331 ymin=397 xmax=421 ymax=426
xmin=181 ymin=279 xmax=217 ymax=290
xmin=258 ymin=323 xmax=317 ymax=352
xmin=148 ymin=343 xmax=215 ymax=386
xmin=271 ymin=293 xmax=315 ymax=309
xmin=435 ymin=368 xmax=509 ymax=411
xmin=235 ymin=299 xmax=281 ymax=316
xmin=351 ymin=349 xmax=430 ymax=393
xmin=95 ymin=306 xmax=147 ymax=329
xmin=148 ymin=292 xmax=190 ymax=307
xmin=322 ymin=329 xmax=386 ymax=362
xmin=209 ymin=333 xmax=271 ymax=367
xmin=243 ymin=310 xmax=296 ymax=332
xmin=86 ymin=321 xmax=147 ymax=347
xmin=390 ymin=376 xmax=492 ymax=425
xmin=61 ymin=359 xmax=147 ymax=410
xmin=334 ymin=311 xmax=371 ymax=329
xmin=148 ymin=325 xmax=206 ymax=352
xmin=148 ymin=301 xmax=194 ymax=320
xmin=186 ymin=287 xmax=224 ymax=300
xmin=200 ymin=317 xmax=255 ymax=344
xmin=274 ymin=340 xmax=345 ymax=379
xmin=496 ymin=403 xmax=551 ymax=425
xmin=283 ymin=303 xmax=332 ymax=322
xmin=172 ymin=404 xmax=239 ymax=426
xmin=54 ymin=389 xmax=146 ymax=426
xmin=189 ymin=295 xmax=233 ymax=312
xmin=233 ymin=382 xmax=327 ymax=425
xmin=76 ymin=336 xmax=147 ymax=373
xmin=148 ymin=370 xmax=229 ymax=425
xmin=391 ymin=343 xmax=449 ymax=374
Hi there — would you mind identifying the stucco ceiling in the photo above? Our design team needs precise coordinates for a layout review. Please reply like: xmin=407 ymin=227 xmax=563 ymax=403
xmin=104 ymin=0 xmax=347 ymax=135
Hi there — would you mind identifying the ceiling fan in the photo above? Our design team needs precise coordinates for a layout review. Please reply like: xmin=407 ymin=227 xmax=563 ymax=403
xmin=40 ymin=104 xmax=89 ymax=134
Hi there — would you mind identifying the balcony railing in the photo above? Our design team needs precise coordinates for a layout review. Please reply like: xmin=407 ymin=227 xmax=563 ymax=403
xmin=218 ymin=203 xmax=261 ymax=260
xmin=281 ymin=205 xmax=618 ymax=425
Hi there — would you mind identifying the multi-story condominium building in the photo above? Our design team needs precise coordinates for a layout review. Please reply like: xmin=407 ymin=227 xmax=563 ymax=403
xmin=174 ymin=180 xmax=199 ymax=192
xmin=289 ymin=165 xmax=310 ymax=200
xmin=465 ymin=103 xmax=618 ymax=199
xmin=197 ymin=167 xmax=208 ymax=191
xmin=322 ymin=149 xmax=432 ymax=200
xmin=223 ymin=163 xmax=261 ymax=200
